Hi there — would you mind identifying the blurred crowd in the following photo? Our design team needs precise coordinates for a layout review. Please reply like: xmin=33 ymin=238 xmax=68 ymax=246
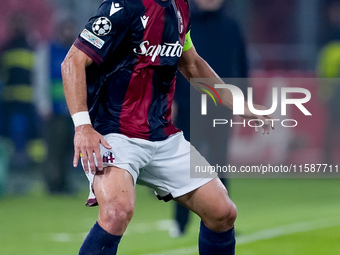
xmin=0 ymin=0 xmax=339 ymax=201
xmin=0 ymin=0 xmax=78 ymax=195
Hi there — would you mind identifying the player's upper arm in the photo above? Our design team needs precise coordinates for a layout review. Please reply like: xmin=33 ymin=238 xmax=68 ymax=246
xmin=62 ymin=45 xmax=93 ymax=72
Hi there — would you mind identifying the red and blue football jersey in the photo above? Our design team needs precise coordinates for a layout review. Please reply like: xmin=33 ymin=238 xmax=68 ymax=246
xmin=74 ymin=0 xmax=190 ymax=141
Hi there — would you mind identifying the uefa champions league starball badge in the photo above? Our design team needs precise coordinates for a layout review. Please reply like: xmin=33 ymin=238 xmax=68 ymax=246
xmin=92 ymin=17 xmax=112 ymax=36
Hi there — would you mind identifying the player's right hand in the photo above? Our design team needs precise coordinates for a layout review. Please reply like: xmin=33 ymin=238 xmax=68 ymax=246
xmin=242 ymin=103 xmax=275 ymax=135
xmin=73 ymin=124 xmax=112 ymax=174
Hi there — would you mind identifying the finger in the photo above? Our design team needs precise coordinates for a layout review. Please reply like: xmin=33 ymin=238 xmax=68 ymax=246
xmin=87 ymin=150 xmax=96 ymax=174
xmin=252 ymin=116 xmax=264 ymax=133
xmin=266 ymin=114 xmax=275 ymax=130
xmin=266 ymin=121 xmax=271 ymax=134
xmin=267 ymin=121 xmax=274 ymax=134
xmin=81 ymin=150 xmax=90 ymax=174
xmin=255 ymin=115 xmax=267 ymax=135
xmin=101 ymin=137 xmax=112 ymax=149
xmin=73 ymin=149 xmax=80 ymax=168
xmin=262 ymin=119 xmax=267 ymax=135
xmin=94 ymin=146 xmax=103 ymax=171
xmin=256 ymin=116 xmax=269 ymax=135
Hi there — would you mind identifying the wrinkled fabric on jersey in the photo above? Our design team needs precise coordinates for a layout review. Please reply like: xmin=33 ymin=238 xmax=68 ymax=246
xmin=74 ymin=0 xmax=190 ymax=141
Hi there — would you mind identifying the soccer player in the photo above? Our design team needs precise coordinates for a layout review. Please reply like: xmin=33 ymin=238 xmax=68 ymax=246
xmin=61 ymin=0 xmax=273 ymax=254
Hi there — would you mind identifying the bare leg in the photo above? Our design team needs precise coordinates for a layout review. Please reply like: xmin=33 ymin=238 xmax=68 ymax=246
xmin=79 ymin=166 xmax=135 ymax=255
xmin=175 ymin=178 xmax=236 ymax=232
xmin=175 ymin=178 xmax=237 ymax=255
xmin=93 ymin=166 xmax=135 ymax=235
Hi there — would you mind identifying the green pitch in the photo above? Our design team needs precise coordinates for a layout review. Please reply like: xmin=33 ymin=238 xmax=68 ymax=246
xmin=0 ymin=178 xmax=339 ymax=255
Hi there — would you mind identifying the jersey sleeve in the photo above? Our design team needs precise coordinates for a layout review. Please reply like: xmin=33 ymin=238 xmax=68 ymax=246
xmin=182 ymin=0 xmax=192 ymax=52
xmin=74 ymin=0 xmax=133 ymax=65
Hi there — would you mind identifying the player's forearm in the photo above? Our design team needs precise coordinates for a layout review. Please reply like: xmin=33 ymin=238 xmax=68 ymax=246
xmin=179 ymin=53 xmax=235 ymax=110
xmin=61 ymin=46 xmax=90 ymax=116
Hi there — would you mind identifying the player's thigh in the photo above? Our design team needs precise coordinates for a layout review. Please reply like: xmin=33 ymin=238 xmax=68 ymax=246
xmin=93 ymin=166 xmax=136 ymax=232
xmin=175 ymin=178 xmax=236 ymax=231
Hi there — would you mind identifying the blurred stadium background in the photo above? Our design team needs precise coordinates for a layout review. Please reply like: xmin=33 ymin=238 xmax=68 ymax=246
xmin=0 ymin=0 xmax=339 ymax=254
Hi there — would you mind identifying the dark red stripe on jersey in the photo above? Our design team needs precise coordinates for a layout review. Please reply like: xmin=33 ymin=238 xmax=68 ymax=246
xmin=157 ymin=0 xmax=186 ymax=138
xmin=74 ymin=39 xmax=103 ymax=65
xmin=118 ymin=68 xmax=155 ymax=139
xmin=119 ymin=1 xmax=166 ymax=140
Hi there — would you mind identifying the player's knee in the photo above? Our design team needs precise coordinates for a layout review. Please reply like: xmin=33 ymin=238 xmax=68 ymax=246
xmin=104 ymin=202 xmax=134 ymax=223
xmin=100 ymin=202 xmax=134 ymax=233
xmin=205 ymin=200 xmax=237 ymax=232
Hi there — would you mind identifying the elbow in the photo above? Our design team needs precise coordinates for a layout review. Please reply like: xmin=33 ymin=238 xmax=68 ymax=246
xmin=178 ymin=64 xmax=190 ymax=79
xmin=179 ymin=55 xmax=204 ymax=80
xmin=61 ymin=50 xmax=92 ymax=76
xmin=179 ymin=65 xmax=196 ymax=81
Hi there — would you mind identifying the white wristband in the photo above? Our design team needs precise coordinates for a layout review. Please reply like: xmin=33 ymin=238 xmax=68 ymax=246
xmin=71 ymin=111 xmax=91 ymax=127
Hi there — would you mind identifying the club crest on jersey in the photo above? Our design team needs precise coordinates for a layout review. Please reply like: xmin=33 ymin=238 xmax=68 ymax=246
xmin=92 ymin=17 xmax=112 ymax=36
xmin=103 ymin=151 xmax=115 ymax=163
xmin=133 ymin=41 xmax=183 ymax=62
xmin=177 ymin=11 xmax=183 ymax=34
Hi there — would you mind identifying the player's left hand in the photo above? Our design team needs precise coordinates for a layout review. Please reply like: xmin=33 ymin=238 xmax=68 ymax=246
xmin=242 ymin=104 xmax=275 ymax=135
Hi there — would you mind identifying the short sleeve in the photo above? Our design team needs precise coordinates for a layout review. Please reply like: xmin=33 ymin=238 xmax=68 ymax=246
xmin=74 ymin=0 xmax=133 ymax=64
xmin=182 ymin=0 xmax=191 ymax=52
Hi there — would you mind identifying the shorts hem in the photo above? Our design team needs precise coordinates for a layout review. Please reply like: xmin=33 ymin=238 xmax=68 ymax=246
xmin=170 ymin=177 xmax=216 ymax=199
xmin=103 ymin=163 xmax=138 ymax=185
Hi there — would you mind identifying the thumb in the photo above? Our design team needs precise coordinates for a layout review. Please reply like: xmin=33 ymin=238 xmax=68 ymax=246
xmin=100 ymin=136 xmax=112 ymax=149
